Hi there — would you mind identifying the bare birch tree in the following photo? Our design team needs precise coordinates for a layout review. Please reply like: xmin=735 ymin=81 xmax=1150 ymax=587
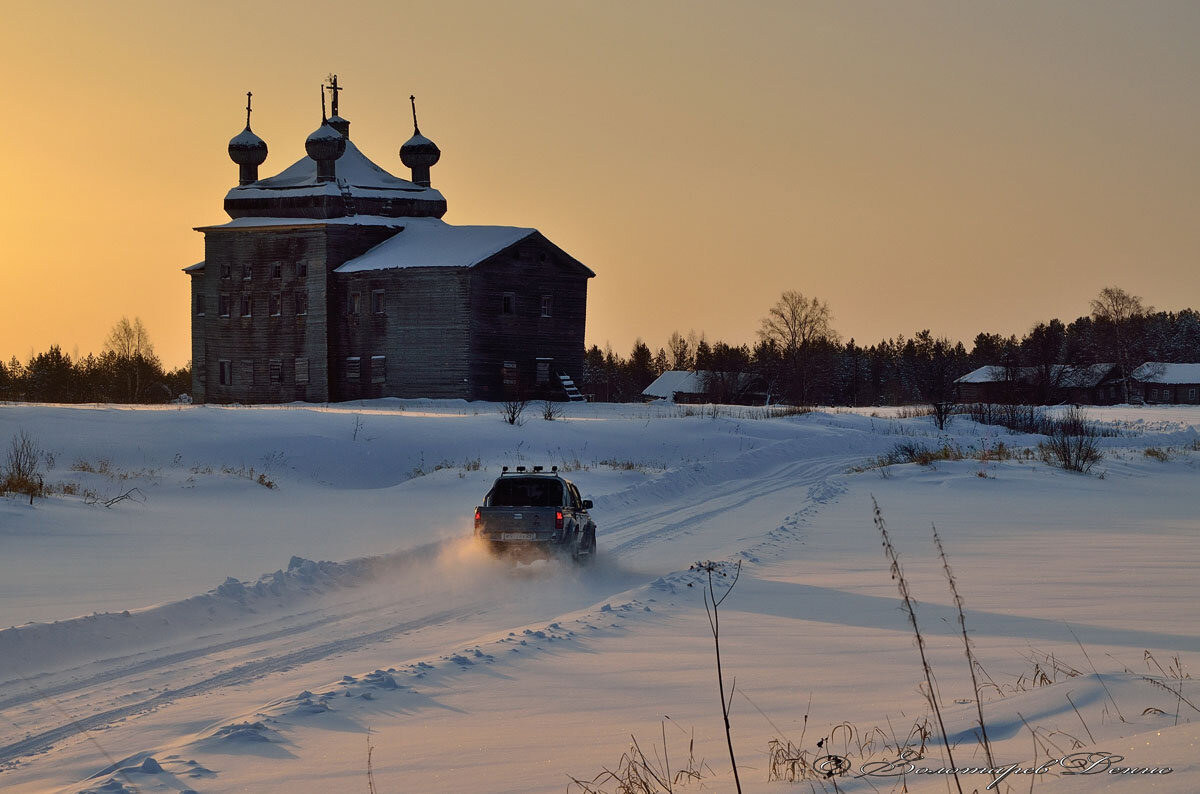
xmin=103 ymin=317 xmax=159 ymax=402
xmin=1090 ymin=286 xmax=1150 ymax=402
xmin=758 ymin=291 xmax=838 ymax=403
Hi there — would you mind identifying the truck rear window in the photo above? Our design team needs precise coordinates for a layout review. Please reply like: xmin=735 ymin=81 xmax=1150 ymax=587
xmin=488 ymin=478 xmax=563 ymax=507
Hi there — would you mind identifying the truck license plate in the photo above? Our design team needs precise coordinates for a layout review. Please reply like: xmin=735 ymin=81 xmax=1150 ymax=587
xmin=501 ymin=532 xmax=535 ymax=541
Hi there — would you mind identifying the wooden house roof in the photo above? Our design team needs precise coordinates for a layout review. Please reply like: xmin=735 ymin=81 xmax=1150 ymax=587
xmin=335 ymin=217 xmax=594 ymax=275
xmin=1133 ymin=363 xmax=1200 ymax=384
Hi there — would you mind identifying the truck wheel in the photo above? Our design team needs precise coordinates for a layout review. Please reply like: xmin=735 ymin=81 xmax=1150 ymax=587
xmin=574 ymin=529 xmax=596 ymax=565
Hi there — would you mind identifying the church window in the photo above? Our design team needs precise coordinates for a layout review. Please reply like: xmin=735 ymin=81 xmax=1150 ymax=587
xmin=218 ymin=294 xmax=230 ymax=317
xmin=296 ymin=261 xmax=308 ymax=279
xmin=371 ymin=355 xmax=386 ymax=384
xmin=295 ymin=358 xmax=310 ymax=385
xmin=269 ymin=292 xmax=281 ymax=316
xmin=196 ymin=295 xmax=206 ymax=316
xmin=296 ymin=292 xmax=308 ymax=316
xmin=349 ymin=293 xmax=362 ymax=315
xmin=242 ymin=263 xmax=252 ymax=281
xmin=346 ymin=357 xmax=361 ymax=381
xmin=372 ymin=289 xmax=385 ymax=315
xmin=241 ymin=294 xmax=252 ymax=317
xmin=219 ymin=360 xmax=232 ymax=386
xmin=541 ymin=295 xmax=552 ymax=317
xmin=269 ymin=359 xmax=282 ymax=385
xmin=271 ymin=262 xmax=282 ymax=279
xmin=502 ymin=292 xmax=515 ymax=314
xmin=220 ymin=263 xmax=232 ymax=279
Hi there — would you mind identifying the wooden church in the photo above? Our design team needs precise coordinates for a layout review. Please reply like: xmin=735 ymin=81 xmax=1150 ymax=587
xmin=186 ymin=78 xmax=594 ymax=404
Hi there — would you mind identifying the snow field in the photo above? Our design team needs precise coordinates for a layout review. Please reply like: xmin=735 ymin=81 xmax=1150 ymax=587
xmin=0 ymin=401 xmax=1197 ymax=792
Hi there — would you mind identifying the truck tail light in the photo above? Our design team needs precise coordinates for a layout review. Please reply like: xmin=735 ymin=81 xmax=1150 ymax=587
xmin=555 ymin=510 xmax=564 ymax=530
xmin=474 ymin=508 xmax=481 ymax=530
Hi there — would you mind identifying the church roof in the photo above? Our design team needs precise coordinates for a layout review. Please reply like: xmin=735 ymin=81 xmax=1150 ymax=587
xmin=335 ymin=217 xmax=534 ymax=272
xmin=195 ymin=215 xmax=408 ymax=232
xmin=226 ymin=139 xmax=445 ymax=203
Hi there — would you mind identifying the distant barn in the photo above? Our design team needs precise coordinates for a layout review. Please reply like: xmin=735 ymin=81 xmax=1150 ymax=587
xmin=186 ymin=81 xmax=593 ymax=404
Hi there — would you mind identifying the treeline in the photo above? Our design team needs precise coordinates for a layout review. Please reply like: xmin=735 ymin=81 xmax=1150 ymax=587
xmin=4 ymin=288 xmax=1197 ymax=407
xmin=580 ymin=287 xmax=1200 ymax=405
xmin=0 ymin=318 xmax=190 ymax=403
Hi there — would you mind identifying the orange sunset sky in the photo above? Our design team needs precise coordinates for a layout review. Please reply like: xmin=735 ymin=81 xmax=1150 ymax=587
xmin=2 ymin=1 xmax=1198 ymax=368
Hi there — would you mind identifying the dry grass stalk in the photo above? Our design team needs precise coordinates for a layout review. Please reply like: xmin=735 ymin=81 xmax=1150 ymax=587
xmin=366 ymin=729 xmax=378 ymax=794
xmin=567 ymin=723 xmax=708 ymax=794
xmin=872 ymin=497 xmax=963 ymax=794
xmin=692 ymin=559 xmax=743 ymax=794
xmin=931 ymin=523 xmax=997 ymax=777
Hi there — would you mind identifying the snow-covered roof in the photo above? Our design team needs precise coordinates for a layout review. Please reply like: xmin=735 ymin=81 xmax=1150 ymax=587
xmin=642 ymin=371 xmax=706 ymax=398
xmin=335 ymin=217 xmax=534 ymax=272
xmin=1056 ymin=363 xmax=1116 ymax=389
xmin=956 ymin=364 xmax=1117 ymax=387
xmin=1133 ymin=363 xmax=1200 ymax=384
xmin=955 ymin=366 xmax=1008 ymax=384
xmin=642 ymin=370 xmax=763 ymax=399
xmin=196 ymin=215 xmax=408 ymax=232
xmin=226 ymin=139 xmax=444 ymax=202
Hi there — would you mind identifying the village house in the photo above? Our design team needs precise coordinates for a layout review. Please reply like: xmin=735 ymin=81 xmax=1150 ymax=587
xmin=954 ymin=364 xmax=1123 ymax=405
xmin=1133 ymin=363 xmax=1200 ymax=404
xmin=186 ymin=79 xmax=593 ymax=404
xmin=641 ymin=370 xmax=769 ymax=404
xmin=957 ymin=362 xmax=1200 ymax=405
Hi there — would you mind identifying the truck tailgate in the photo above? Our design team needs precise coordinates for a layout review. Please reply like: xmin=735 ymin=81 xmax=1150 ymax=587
xmin=477 ymin=507 xmax=558 ymax=540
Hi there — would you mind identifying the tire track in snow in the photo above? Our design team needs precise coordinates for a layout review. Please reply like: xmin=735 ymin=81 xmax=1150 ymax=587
xmin=0 ymin=603 xmax=390 ymax=713
xmin=603 ymin=455 xmax=851 ymax=555
xmin=0 ymin=604 xmax=481 ymax=766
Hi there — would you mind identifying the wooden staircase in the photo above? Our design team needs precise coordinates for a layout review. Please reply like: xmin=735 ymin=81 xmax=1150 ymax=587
xmin=336 ymin=178 xmax=358 ymax=217
xmin=558 ymin=373 xmax=586 ymax=402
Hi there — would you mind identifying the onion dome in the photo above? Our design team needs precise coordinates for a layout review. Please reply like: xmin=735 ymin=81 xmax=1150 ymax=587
xmin=230 ymin=92 xmax=268 ymax=185
xmin=306 ymin=121 xmax=347 ymax=163
xmin=401 ymin=95 xmax=440 ymax=187
xmin=228 ymin=126 xmax=268 ymax=166
xmin=400 ymin=131 xmax=440 ymax=170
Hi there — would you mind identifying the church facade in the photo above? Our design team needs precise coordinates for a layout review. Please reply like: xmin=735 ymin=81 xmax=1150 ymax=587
xmin=186 ymin=82 xmax=593 ymax=404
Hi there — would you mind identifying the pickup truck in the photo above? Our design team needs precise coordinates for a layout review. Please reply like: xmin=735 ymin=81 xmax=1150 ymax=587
xmin=474 ymin=467 xmax=597 ymax=563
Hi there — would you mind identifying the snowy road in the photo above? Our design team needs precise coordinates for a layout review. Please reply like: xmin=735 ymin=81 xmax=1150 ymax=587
xmin=0 ymin=439 xmax=855 ymax=769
